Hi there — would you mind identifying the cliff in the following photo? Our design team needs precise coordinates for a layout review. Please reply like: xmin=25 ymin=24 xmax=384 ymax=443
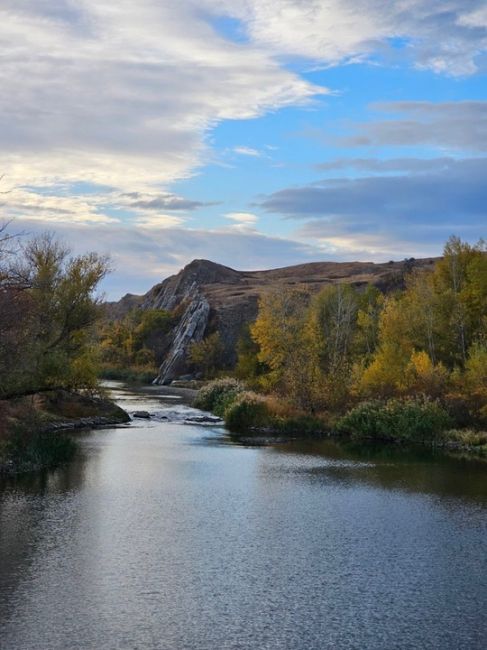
xmin=113 ymin=257 xmax=437 ymax=384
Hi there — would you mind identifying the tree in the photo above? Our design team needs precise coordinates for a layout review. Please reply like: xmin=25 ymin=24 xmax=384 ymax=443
xmin=235 ymin=325 xmax=267 ymax=382
xmin=433 ymin=236 xmax=487 ymax=365
xmin=359 ymin=236 xmax=487 ymax=398
xmin=0 ymin=233 xmax=110 ymax=397
xmin=305 ymin=284 xmax=361 ymax=409
xmin=309 ymin=284 xmax=359 ymax=371
xmin=251 ymin=288 xmax=321 ymax=410
xmin=355 ymin=285 xmax=383 ymax=357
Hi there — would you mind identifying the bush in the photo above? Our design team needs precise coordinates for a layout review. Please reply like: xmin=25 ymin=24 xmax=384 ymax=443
xmin=270 ymin=414 xmax=329 ymax=436
xmin=336 ymin=397 xmax=452 ymax=443
xmin=194 ymin=377 xmax=244 ymax=412
xmin=445 ymin=429 xmax=487 ymax=448
xmin=224 ymin=391 xmax=269 ymax=431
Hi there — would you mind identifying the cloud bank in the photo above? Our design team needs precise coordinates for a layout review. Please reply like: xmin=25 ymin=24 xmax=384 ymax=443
xmin=261 ymin=157 xmax=487 ymax=255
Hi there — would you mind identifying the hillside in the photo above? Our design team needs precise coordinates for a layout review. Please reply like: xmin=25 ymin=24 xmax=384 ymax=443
xmin=110 ymin=256 xmax=437 ymax=384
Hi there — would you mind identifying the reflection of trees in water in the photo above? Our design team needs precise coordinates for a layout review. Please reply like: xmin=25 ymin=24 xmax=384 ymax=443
xmin=0 ymin=453 xmax=89 ymax=620
xmin=262 ymin=438 xmax=487 ymax=503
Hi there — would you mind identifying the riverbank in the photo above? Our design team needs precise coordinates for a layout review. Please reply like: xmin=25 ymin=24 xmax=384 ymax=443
xmin=194 ymin=379 xmax=487 ymax=458
xmin=0 ymin=390 xmax=130 ymax=476
xmin=232 ymin=426 xmax=487 ymax=458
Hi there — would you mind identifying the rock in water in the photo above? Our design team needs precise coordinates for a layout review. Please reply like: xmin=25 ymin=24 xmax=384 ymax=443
xmin=132 ymin=411 xmax=151 ymax=419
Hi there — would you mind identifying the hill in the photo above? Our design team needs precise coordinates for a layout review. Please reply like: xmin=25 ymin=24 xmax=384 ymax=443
xmin=109 ymin=256 xmax=437 ymax=384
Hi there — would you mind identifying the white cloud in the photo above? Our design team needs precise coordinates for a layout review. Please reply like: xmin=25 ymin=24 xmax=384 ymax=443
xmin=224 ymin=211 xmax=259 ymax=231
xmin=0 ymin=1 xmax=325 ymax=194
xmin=134 ymin=214 xmax=187 ymax=229
xmin=202 ymin=0 xmax=487 ymax=75
xmin=1 ymin=0 xmax=485 ymax=288
xmin=233 ymin=146 xmax=261 ymax=157
xmin=0 ymin=186 xmax=118 ymax=224
xmin=225 ymin=212 xmax=259 ymax=223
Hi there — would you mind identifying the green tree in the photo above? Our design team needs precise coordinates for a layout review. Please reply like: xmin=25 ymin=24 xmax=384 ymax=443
xmin=235 ymin=325 xmax=267 ymax=382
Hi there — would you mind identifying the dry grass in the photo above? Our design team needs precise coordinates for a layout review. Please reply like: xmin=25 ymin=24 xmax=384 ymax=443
xmin=445 ymin=429 xmax=487 ymax=447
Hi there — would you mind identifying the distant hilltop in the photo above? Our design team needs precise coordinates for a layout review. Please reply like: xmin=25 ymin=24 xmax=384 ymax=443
xmin=108 ymin=256 xmax=437 ymax=384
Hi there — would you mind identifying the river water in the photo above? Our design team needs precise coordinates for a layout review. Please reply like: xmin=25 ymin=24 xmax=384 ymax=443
xmin=1 ymin=383 xmax=486 ymax=650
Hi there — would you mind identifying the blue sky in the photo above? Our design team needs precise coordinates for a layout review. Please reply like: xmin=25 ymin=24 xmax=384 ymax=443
xmin=0 ymin=1 xmax=486 ymax=297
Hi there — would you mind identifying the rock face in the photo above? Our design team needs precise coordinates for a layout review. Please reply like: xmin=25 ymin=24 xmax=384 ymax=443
xmin=117 ymin=256 xmax=437 ymax=385
xmin=153 ymin=293 xmax=210 ymax=384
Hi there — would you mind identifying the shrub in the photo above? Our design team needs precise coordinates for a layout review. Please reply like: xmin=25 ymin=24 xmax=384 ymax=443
xmin=193 ymin=377 xmax=244 ymax=412
xmin=224 ymin=391 xmax=269 ymax=431
xmin=270 ymin=414 xmax=329 ymax=436
xmin=336 ymin=397 xmax=452 ymax=443
xmin=446 ymin=429 xmax=487 ymax=448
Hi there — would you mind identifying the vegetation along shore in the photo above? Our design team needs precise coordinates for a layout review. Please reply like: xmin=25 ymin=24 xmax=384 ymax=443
xmin=190 ymin=237 xmax=487 ymax=457
xmin=0 ymin=231 xmax=129 ymax=475
xmin=1 ymin=230 xmax=486 ymax=472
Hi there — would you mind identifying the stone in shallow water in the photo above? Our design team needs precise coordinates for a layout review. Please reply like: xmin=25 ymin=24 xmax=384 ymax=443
xmin=185 ymin=415 xmax=222 ymax=424
xmin=132 ymin=411 xmax=151 ymax=419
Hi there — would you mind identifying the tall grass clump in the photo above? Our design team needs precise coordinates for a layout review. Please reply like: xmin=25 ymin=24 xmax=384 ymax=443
xmin=5 ymin=429 xmax=77 ymax=472
xmin=336 ymin=397 xmax=452 ymax=443
xmin=194 ymin=377 xmax=245 ymax=414
xmin=224 ymin=391 xmax=269 ymax=431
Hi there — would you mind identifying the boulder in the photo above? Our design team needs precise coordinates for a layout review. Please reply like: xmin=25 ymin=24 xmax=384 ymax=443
xmin=132 ymin=411 xmax=151 ymax=419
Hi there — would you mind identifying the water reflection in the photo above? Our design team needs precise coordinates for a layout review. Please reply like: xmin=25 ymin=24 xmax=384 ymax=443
xmin=258 ymin=437 xmax=487 ymax=503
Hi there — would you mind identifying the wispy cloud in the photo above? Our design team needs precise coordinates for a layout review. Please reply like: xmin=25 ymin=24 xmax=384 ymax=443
xmin=118 ymin=192 xmax=216 ymax=212
xmin=224 ymin=211 xmax=259 ymax=230
xmin=233 ymin=146 xmax=261 ymax=157
xmin=315 ymin=157 xmax=460 ymax=173
xmin=202 ymin=0 xmax=487 ymax=75
xmin=339 ymin=101 xmax=487 ymax=152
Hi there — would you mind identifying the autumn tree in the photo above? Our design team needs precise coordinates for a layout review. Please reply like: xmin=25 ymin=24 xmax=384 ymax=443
xmin=0 ymin=233 xmax=110 ymax=397
xmin=433 ymin=236 xmax=486 ymax=365
xmin=98 ymin=308 xmax=175 ymax=371
xmin=359 ymin=237 xmax=486 ymax=398
xmin=251 ymin=288 xmax=322 ymax=410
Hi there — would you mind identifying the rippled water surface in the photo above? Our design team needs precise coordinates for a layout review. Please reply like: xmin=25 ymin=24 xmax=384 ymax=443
xmin=1 ymin=383 xmax=486 ymax=649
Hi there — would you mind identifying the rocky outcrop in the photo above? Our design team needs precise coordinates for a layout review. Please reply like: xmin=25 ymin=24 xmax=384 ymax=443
xmin=105 ymin=292 xmax=143 ymax=320
xmin=153 ymin=293 xmax=210 ymax=384
xmin=143 ymin=259 xmax=241 ymax=311
xmin=115 ymin=256 xmax=438 ymax=385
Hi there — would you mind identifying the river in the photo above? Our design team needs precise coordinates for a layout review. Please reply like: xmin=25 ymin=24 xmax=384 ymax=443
xmin=1 ymin=383 xmax=486 ymax=649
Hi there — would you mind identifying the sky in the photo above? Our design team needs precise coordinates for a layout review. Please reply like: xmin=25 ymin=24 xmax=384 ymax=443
xmin=0 ymin=1 xmax=486 ymax=298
